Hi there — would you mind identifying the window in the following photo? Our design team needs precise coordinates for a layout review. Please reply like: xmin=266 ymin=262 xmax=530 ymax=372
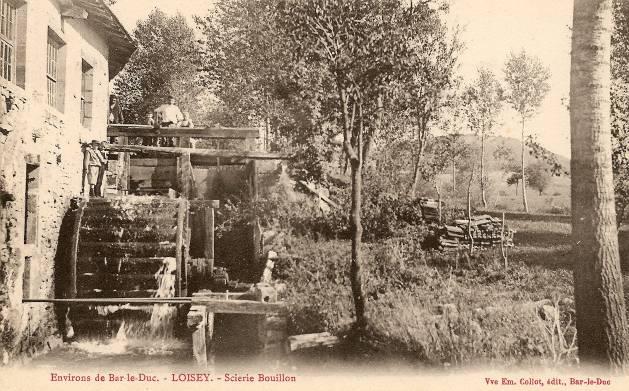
xmin=46 ymin=29 xmax=65 ymax=111
xmin=81 ymin=59 xmax=93 ymax=128
xmin=47 ymin=36 xmax=59 ymax=108
xmin=0 ymin=0 xmax=16 ymax=82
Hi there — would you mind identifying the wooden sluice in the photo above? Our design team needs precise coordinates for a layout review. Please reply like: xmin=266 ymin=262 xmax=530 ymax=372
xmin=25 ymin=125 xmax=289 ymax=365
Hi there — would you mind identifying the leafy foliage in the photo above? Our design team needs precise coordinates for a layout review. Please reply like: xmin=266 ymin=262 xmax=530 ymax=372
xmin=464 ymin=68 xmax=504 ymax=137
xmin=503 ymin=50 xmax=551 ymax=121
xmin=526 ymin=162 xmax=552 ymax=196
xmin=525 ymin=135 xmax=568 ymax=177
xmin=113 ymin=10 xmax=208 ymax=124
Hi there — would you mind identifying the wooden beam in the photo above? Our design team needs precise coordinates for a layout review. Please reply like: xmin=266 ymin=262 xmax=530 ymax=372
xmin=191 ymin=297 xmax=286 ymax=314
xmin=108 ymin=125 xmax=259 ymax=139
xmin=104 ymin=144 xmax=288 ymax=160
xmin=23 ymin=297 xmax=287 ymax=314
xmin=287 ymin=332 xmax=340 ymax=352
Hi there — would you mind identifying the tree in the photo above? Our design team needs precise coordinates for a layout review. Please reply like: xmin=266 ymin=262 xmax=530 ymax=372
xmin=282 ymin=0 xmax=434 ymax=329
xmin=504 ymin=50 xmax=550 ymax=213
xmin=196 ymin=0 xmax=297 ymax=140
xmin=570 ymin=0 xmax=629 ymax=369
xmin=525 ymin=135 xmax=569 ymax=177
xmin=436 ymin=95 xmax=468 ymax=192
xmin=463 ymin=68 xmax=503 ymax=208
xmin=401 ymin=14 xmax=461 ymax=196
xmin=506 ymin=172 xmax=521 ymax=195
xmin=113 ymin=10 xmax=207 ymax=124
xmin=611 ymin=0 xmax=629 ymax=225
xmin=525 ymin=162 xmax=551 ymax=196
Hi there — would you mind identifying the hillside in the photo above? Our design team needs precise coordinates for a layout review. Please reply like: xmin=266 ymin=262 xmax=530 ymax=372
xmin=444 ymin=134 xmax=571 ymax=173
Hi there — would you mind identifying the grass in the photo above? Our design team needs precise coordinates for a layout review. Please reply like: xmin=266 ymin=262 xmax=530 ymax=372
xmin=272 ymin=216 xmax=579 ymax=370
xmin=434 ymin=172 xmax=571 ymax=215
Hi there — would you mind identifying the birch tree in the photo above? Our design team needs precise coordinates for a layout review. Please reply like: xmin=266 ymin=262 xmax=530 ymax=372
xmin=504 ymin=50 xmax=550 ymax=213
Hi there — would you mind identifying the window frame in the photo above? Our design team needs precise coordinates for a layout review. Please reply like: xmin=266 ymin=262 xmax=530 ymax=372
xmin=0 ymin=0 xmax=17 ymax=82
xmin=46 ymin=35 xmax=60 ymax=108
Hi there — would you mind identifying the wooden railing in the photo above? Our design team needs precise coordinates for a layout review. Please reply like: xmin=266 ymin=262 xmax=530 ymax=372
xmin=107 ymin=124 xmax=260 ymax=140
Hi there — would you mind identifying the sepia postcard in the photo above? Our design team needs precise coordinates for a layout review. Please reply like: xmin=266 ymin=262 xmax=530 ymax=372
xmin=1 ymin=0 xmax=629 ymax=390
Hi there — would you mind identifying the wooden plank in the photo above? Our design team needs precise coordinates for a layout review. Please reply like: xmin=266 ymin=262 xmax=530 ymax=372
xmin=129 ymin=158 xmax=177 ymax=167
xmin=78 ymin=241 xmax=176 ymax=258
xmin=76 ymin=257 xmax=171 ymax=274
xmin=108 ymin=125 xmax=259 ymax=139
xmin=79 ymin=225 xmax=176 ymax=243
xmin=104 ymin=144 xmax=288 ymax=160
xmin=77 ymin=273 xmax=164 ymax=292
xmin=191 ymin=297 xmax=287 ymax=314
xmin=287 ymin=332 xmax=340 ymax=352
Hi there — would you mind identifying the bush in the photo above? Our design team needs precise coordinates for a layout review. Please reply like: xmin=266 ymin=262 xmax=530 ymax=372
xmin=216 ymin=183 xmax=429 ymax=243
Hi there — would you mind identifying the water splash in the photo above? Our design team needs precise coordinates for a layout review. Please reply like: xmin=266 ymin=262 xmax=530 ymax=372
xmin=69 ymin=257 xmax=180 ymax=357
xmin=149 ymin=257 xmax=177 ymax=337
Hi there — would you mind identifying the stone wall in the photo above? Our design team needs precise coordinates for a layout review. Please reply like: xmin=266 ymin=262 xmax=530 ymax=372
xmin=0 ymin=0 xmax=114 ymax=365
xmin=1 ymin=80 xmax=84 ymax=365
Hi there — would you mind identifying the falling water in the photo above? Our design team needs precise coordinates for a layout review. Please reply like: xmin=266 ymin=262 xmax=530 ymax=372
xmin=148 ymin=257 xmax=177 ymax=337
xmin=59 ymin=257 xmax=185 ymax=361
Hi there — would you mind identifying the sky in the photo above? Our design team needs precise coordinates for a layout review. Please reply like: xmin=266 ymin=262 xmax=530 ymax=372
xmin=109 ymin=0 xmax=574 ymax=157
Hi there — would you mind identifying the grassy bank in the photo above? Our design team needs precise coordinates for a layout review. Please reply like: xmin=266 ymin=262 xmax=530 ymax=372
xmin=274 ymin=219 xmax=580 ymax=369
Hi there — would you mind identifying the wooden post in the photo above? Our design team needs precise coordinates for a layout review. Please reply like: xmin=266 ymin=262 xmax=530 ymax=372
xmin=501 ymin=212 xmax=508 ymax=268
xmin=206 ymin=312 xmax=215 ymax=367
xmin=204 ymin=206 xmax=215 ymax=279
xmin=81 ymin=146 xmax=88 ymax=195
xmin=176 ymin=198 xmax=189 ymax=297
xmin=116 ymin=136 xmax=130 ymax=195
xmin=69 ymin=200 xmax=86 ymax=298
xmin=178 ymin=136 xmax=192 ymax=148
xmin=187 ymin=305 xmax=208 ymax=367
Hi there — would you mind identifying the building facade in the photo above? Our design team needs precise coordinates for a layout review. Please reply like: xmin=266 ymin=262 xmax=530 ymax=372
xmin=0 ymin=0 xmax=134 ymax=364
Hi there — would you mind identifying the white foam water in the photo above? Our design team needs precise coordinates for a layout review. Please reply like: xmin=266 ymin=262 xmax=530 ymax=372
xmin=69 ymin=257 xmax=181 ymax=357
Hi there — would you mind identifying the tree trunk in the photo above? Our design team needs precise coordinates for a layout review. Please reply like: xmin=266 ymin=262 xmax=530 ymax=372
xmin=339 ymin=88 xmax=366 ymax=330
xmin=410 ymin=116 xmax=427 ymax=195
xmin=521 ymin=118 xmax=529 ymax=213
xmin=350 ymin=159 xmax=365 ymax=328
xmin=434 ymin=181 xmax=442 ymax=224
xmin=467 ymin=166 xmax=475 ymax=254
xmin=350 ymin=102 xmax=366 ymax=329
xmin=480 ymin=129 xmax=487 ymax=208
xmin=452 ymin=160 xmax=456 ymax=192
xmin=570 ymin=0 xmax=629 ymax=369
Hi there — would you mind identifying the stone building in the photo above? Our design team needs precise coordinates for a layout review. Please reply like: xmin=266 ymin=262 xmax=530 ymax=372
xmin=0 ymin=0 xmax=134 ymax=364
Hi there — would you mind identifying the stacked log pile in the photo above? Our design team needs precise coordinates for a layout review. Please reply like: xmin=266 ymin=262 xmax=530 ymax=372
xmin=439 ymin=214 xmax=515 ymax=249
